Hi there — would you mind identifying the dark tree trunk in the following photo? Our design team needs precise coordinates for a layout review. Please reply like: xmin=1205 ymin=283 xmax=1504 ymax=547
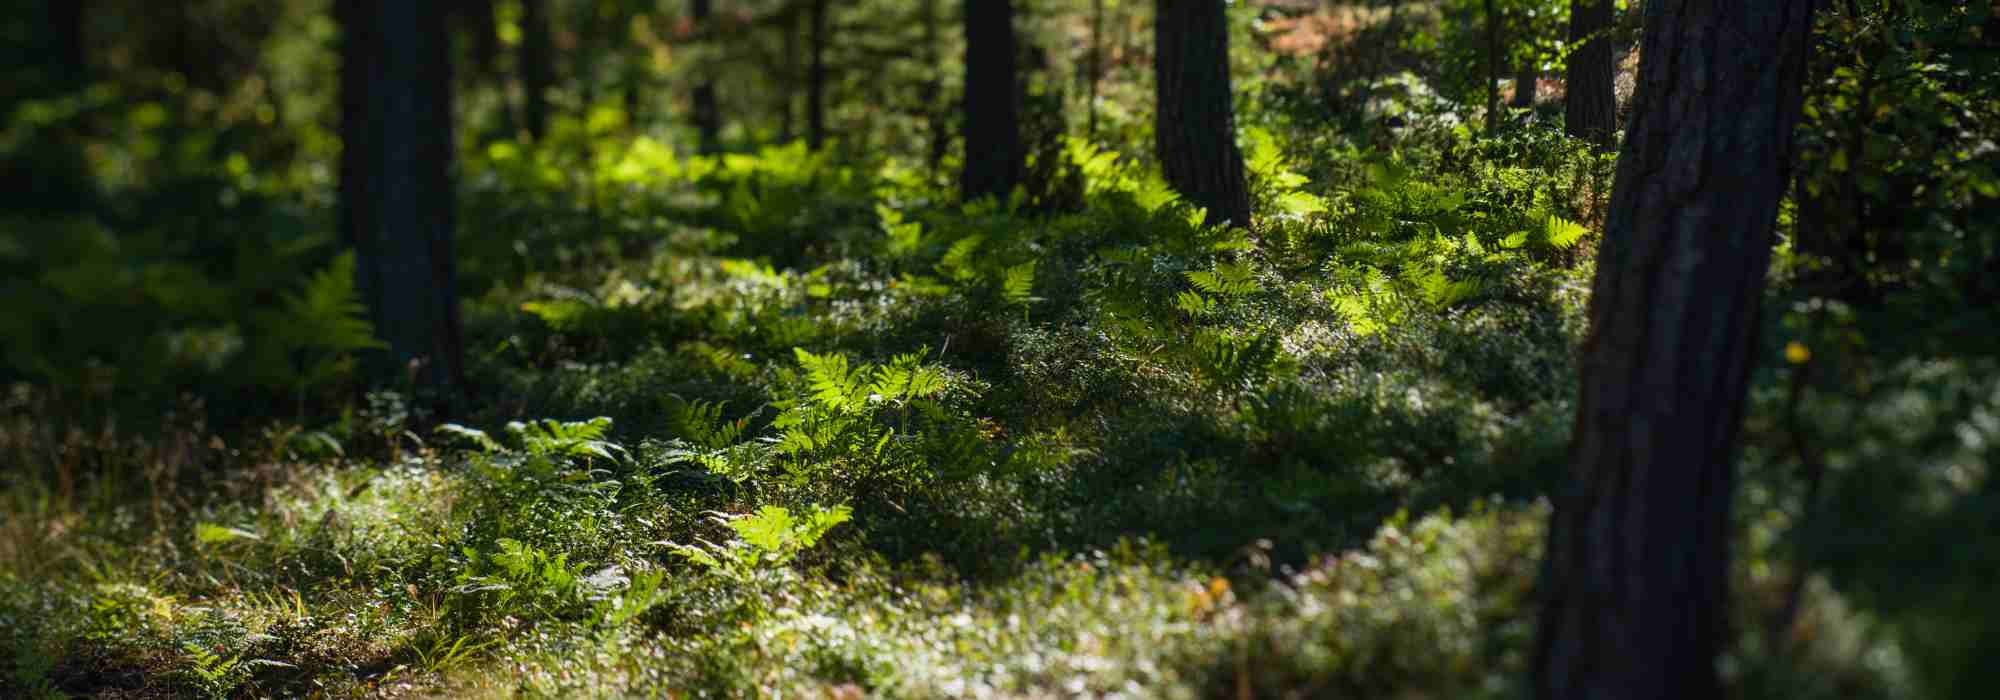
xmin=519 ymin=0 xmax=555 ymax=140
xmin=48 ymin=0 xmax=86 ymax=80
xmin=960 ymin=0 xmax=1023 ymax=202
xmin=1512 ymin=59 xmax=1538 ymax=108
xmin=338 ymin=0 xmax=465 ymax=409
xmin=691 ymin=0 xmax=720 ymax=153
xmin=778 ymin=4 xmax=800 ymax=143
xmin=1153 ymin=0 xmax=1251 ymax=228
xmin=1485 ymin=0 xmax=1501 ymax=134
xmin=1564 ymin=0 xmax=1618 ymax=147
xmin=1532 ymin=2 xmax=1819 ymax=699
xmin=807 ymin=0 xmax=829 ymax=149
xmin=923 ymin=0 xmax=949 ymax=178
xmin=456 ymin=0 xmax=499 ymax=77
xmin=1086 ymin=0 xmax=1103 ymax=139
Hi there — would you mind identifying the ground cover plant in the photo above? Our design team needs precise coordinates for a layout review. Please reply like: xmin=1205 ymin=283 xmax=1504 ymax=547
xmin=3 ymin=0 xmax=1996 ymax=698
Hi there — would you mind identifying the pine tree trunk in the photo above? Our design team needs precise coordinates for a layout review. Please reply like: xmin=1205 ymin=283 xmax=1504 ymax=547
xmin=1564 ymin=0 xmax=1618 ymax=147
xmin=960 ymin=0 xmax=1023 ymax=202
xmin=691 ymin=0 xmax=720 ymax=153
xmin=1532 ymin=2 xmax=1819 ymax=699
xmin=923 ymin=0 xmax=949 ymax=178
xmin=519 ymin=0 xmax=555 ymax=140
xmin=1512 ymin=59 xmax=1538 ymax=109
xmin=1485 ymin=0 xmax=1501 ymax=134
xmin=807 ymin=0 xmax=829 ymax=149
xmin=48 ymin=0 xmax=86 ymax=80
xmin=1153 ymin=0 xmax=1251 ymax=228
xmin=338 ymin=0 xmax=465 ymax=410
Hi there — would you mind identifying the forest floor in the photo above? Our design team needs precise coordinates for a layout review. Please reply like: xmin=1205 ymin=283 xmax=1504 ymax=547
xmin=1 ymin=120 xmax=1913 ymax=698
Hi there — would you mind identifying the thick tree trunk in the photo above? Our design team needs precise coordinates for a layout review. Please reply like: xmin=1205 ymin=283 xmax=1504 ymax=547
xmin=960 ymin=0 xmax=1023 ymax=202
xmin=519 ymin=0 xmax=555 ymax=140
xmin=1532 ymin=2 xmax=1819 ymax=699
xmin=1153 ymin=0 xmax=1251 ymax=228
xmin=691 ymin=0 xmax=720 ymax=153
xmin=1564 ymin=0 xmax=1618 ymax=147
xmin=338 ymin=0 xmax=465 ymax=408
xmin=807 ymin=0 xmax=829 ymax=149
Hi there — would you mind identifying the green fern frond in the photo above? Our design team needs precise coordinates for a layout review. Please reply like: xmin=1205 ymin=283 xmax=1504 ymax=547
xmin=1001 ymin=261 xmax=1037 ymax=306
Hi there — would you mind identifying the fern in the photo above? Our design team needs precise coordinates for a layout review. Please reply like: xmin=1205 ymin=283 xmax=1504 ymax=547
xmin=1176 ymin=290 xmax=1218 ymax=318
xmin=1001 ymin=261 xmax=1037 ymax=307
xmin=283 ymin=252 xmax=383 ymax=357
xmin=1186 ymin=261 xmax=1262 ymax=297
xmin=1545 ymin=214 xmax=1588 ymax=250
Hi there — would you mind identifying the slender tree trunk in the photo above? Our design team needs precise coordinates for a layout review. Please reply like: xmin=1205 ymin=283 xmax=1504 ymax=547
xmin=807 ymin=0 xmax=829 ymax=149
xmin=519 ymin=0 xmax=555 ymax=140
xmin=1153 ymin=0 xmax=1251 ymax=228
xmin=48 ymin=0 xmax=86 ymax=80
xmin=1512 ymin=58 xmax=1538 ymax=108
xmin=960 ymin=0 xmax=1023 ymax=202
xmin=923 ymin=0 xmax=949 ymax=178
xmin=779 ymin=5 xmax=799 ymax=142
xmin=1564 ymin=0 xmax=1618 ymax=147
xmin=1532 ymin=2 xmax=1819 ymax=699
xmin=1485 ymin=0 xmax=1501 ymax=134
xmin=457 ymin=0 xmax=499 ymax=77
xmin=691 ymin=0 xmax=720 ymax=153
xmin=1086 ymin=0 xmax=1103 ymax=140
xmin=338 ymin=0 xmax=465 ymax=409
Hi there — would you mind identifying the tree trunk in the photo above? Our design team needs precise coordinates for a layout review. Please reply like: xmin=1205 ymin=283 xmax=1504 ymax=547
xmin=456 ymin=0 xmax=499 ymax=77
xmin=960 ymin=0 xmax=1023 ymax=202
xmin=1153 ymin=0 xmax=1251 ymax=228
xmin=923 ymin=0 xmax=949 ymax=178
xmin=48 ymin=0 xmax=86 ymax=80
xmin=519 ymin=0 xmax=555 ymax=140
xmin=338 ymin=0 xmax=465 ymax=409
xmin=691 ymin=0 xmax=720 ymax=153
xmin=1512 ymin=59 xmax=1538 ymax=109
xmin=807 ymin=0 xmax=829 ymax=149
xmin=1531 ymin=2 xmax=1819 ymax=699
xmin=1086 ymin=0 xmax=1103 ymax=139
xmin=1564 ymin=0 xmax=1618 ymax=147
xmin=1485 ymin=0 xmax=1501 ymax=134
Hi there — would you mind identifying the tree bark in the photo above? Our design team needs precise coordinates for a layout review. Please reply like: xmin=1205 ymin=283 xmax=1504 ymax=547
xmin=48 ymin=0 xmax=86 ymax=81
xmin=807 ymin=0 xmax=830 ymax=149
xmin=1532 ymin=2 xmax=1820 ymax=699
xmin=338 ymin=0 xmax=465 ymax=409
xmin=960 ymin=0 xmax=1024 ymax=202
xmin=1485 ymin=0 xmax=1501 ymax=134
xmin=1564 ymin=0 xmax=1618 ymax=148
xmin=1153 ymin=0 xmax=1251 ymax=228
xmin=519 ymin=0 xmax=555 ymax=140
xmin=1512 ymin=59 xmax=1538 ymax=109
xmin=691 ymin=0 xmax=721 ymax=153
xmin=923 ymin=0 xmax=949 ymax=177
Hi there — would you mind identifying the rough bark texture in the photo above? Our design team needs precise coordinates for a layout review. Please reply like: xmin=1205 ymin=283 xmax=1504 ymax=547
xmin=960 ymin=0 xmax=1024 ymax=202
xmin=1532 ymin=2 xmax=1819 ymax=699
xmin=338 ymin=0 xmax=465 ymax=408
xmin=807 ymin=0 xmax=829 ymax=149
xmin=519 ymin=0 xmax=554 ymax=140
xmin=690 ymin=0 xmax=720 ymax=153
xmin=1153 ymin=0 xmax=1251 ymax=228
xmin=1564 ymin=0 xmax=1618 ymax=147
